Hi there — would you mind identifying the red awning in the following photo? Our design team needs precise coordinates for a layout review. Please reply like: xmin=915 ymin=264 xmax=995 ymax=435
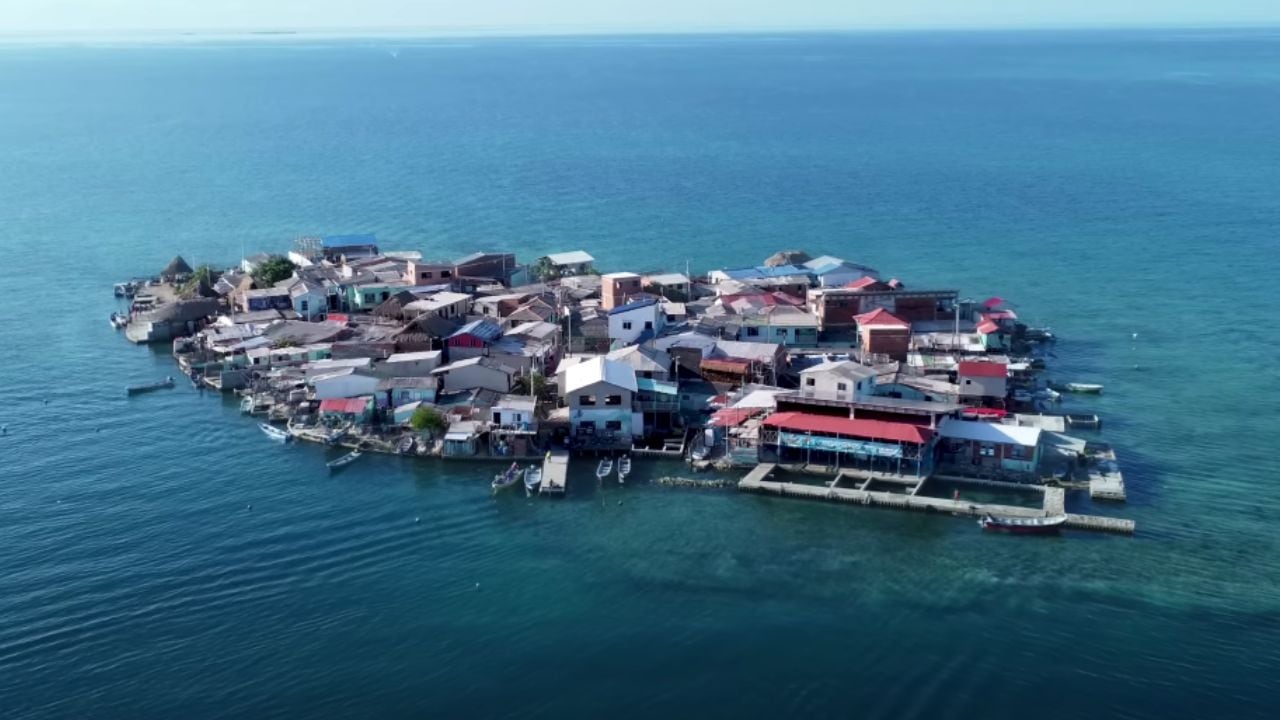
xmin=976 ymin=319 xmax=1000 ymax=334
xmin=763 ymin=412 xmax=933 ymax=445
xmin=701 ymin=358 xmax=750 ymax=375
xmin=319 ymin=397 xmax=369 ymax=414
xmin=962 ymin=407 xmax=1008 ymax=417
xmin=957 ymin=361 xmax=1007 ymax=378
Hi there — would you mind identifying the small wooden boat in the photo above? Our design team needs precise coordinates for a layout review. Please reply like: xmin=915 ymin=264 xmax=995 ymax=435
xmin=259 ymin=422 xmax=291 ymax=442
xmin=239 ymin=396 xmax=254 ymax=414
xmin=109 ymin=312 xmax=128 ymax=329
xmin=1053 ymin=382 xmax=1103 ymax=394
xmin=595 ymin=458 xmax=613 ymax=480
xmin=327 ymin=449 xmax=362 ymax=470
xmin=524 ymin=465 xmax=542 ymax=495
xmin=978 ymin=513 xmax=1067 ymax=535
xmin=616 ymin=455 xmax=631 ymax=484
xmin=492 ymin=462 xmax=523 ymax=493
xmin=126 ymin=377 xmax=175 ymax=395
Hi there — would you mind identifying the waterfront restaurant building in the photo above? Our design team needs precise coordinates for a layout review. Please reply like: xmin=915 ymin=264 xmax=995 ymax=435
xmin=936 ymin=417 xmax=1042 ymax=479
xmin=760 ymin=412 xmax=937 ymax=478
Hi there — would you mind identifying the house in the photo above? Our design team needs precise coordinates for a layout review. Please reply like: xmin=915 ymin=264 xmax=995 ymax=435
xmin=607 ymin=298 xmax=664 ymax=347
xmin=239 ymin=287 xmax=293 ymax=313
xmin=311 ymin=367 xmax=382 ymax=400
xmin=643 ymin=272 xmax=692 ymax=301
xmin=606 ymin=344 xmax=673 ymax=381
xmin=320 ymin=234 xmax=379 ymax=262
xmin=808 ymin=286 xmax=958 ymax=331
xmin=404 ymin=259 xmax=455 ymax=285
xmin=431 ymin=356 xmax=516 ymax=394
xmin=803 ymin=256 xmax=880 ymax=288
xmin=446 ymin=318 xmax=504 ymax=361
xmin=347 ymin=281 xmax=412 ymax=312
xmin=543 ymin=250 xmax=595 ymax=276
xmin=318 ymin=396 xmax=374 ymax=425
xmin=443 ymin=420 xmax=483 ymax=457
xmin=381 ymin=350 xmax=443 ymax=377
xmin=798 ymin=360 xmax=877 ymax=401
xmin=453 ymin=251 xmax=518 ymax=284
xmin=601 ymin=272 xmax=644 ymax=311
xmin=503 ymin=299 xmax=555 ymax=329
xmin=855 ymin=307 xmax=912 ymax=361
xmin=566 ymin=306 xmax=611 ymax=354
xmin=403 ymin=291 xmax=472 ymax=320
xmin=739 ymin=306 xmax=820 ymax=347
xmin=661 ymin=301 xmax=687 ymax=325
xmin=491 ymin=396 xmax=538 ymax=431
xmin=393 ymin=312 xmax=460 ymax=353
xmin=377 ymin=376 xmax=438 ymax=406
xmin=937 ymin=418 xmax=1042 ymax=478
xmin=707 ymin=265 xmax=810 ymax=285
xmin=760 ymin=411 xmax=937 ymax=477
xmin=635 ymin=377 xmax=680 ymax=434
xmin=563 ymin=357 xmax=641 ymax=442
xmin=956 ymin=361 xmax=1008 ymax=404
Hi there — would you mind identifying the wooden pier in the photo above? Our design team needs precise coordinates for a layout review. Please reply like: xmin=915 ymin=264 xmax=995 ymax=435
xmin=540 ymin=450 xmax=569 ymax=496
xmin=738 ymin=467 xmax=1134 ymax=535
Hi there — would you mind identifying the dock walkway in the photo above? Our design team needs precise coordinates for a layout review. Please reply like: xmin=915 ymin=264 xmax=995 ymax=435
xmin=540 ymin=450 xmax=569 ymax=496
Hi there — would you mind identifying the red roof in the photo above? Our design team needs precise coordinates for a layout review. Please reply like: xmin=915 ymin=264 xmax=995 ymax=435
xmin=319 ymin=397 xmax=370 ymax=414
xmin=962 ymin=407 xmax=1008 ymax=417
xmin=763 ymin=412 xmax=933 ymax=445
xmin=710 ymin=407 xmax=766 ymax=428
xmin=854 ymin=307 xmax=910 ymax=328
xmin=701 ymin=358 xmax=750 ymax=374
xmin=958 ymin=361 xmax=1007 ymax=378
xmin=845 ymin=276 xmax=886 ymax=290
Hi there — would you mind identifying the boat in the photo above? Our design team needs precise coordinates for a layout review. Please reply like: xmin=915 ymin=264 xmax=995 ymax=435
xmin=1034 ymin=388 xmax=1062 ymax=402
xmin=492 ymin=462 xmax=523 ymax=493
xmin=978 ymin=513 xmax=1067 ymax=535
xmin=524 ymin=465 xmax=542 ymax=495
xmin=595 ymin=458 xmax=613 ymax=480
xmin=327 ymin=449 xmax=362 ymax=470
xmin=1052 ymin=382 xmax=1103 ymax=394
xmin=126 ymin=377 xmax=175 ymax=395
xmin=395 ymin=435 xmax=416 ymax=455
xmin=258 ymin=422 xmax=291 ymax=442
xmin=109 ymin=312 xmax=128 ymax=329
xmin=616 ymin=455 xmax=632 ymax=484
xmin=1066 ymin=414 xmax=1102 ymax=430
xmin=239 ymin=396 xmax=254 ymax=414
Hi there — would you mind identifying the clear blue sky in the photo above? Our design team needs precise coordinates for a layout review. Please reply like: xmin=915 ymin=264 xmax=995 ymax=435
xmin=3 ymin=0 xmax=1279 ymax=34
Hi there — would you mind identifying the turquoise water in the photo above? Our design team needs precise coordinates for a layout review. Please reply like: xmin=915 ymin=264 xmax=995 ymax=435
xmin=2 ymin=30 xmax=1279 ymax=718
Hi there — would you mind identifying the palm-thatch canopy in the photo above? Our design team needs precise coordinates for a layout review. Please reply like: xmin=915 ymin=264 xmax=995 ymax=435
xmin=763 ymin=250 xmax=811 ymax=267
xmin=161 ymin=255 xmax=194 ymax=278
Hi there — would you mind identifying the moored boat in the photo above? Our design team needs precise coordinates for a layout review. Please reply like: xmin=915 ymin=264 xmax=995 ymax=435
xmin=524 ymin=465 xmax=542 ymax=495
xmin=492 ymin=462 xmax=523 ymax=493
xmin=126 ymin=377 xmax=175 ymax=395
xmin=595 ymin=458 xmax=613 ymax=480
xmin=109 ymin=312 xmax=128 ymax=329
xmin=327 ymin=449 xmax=362 ymax=470
xmin=978 ymin=513 xmax=1067 ymax=535
xmin=259 ymin=422 xmax=291 ymax=442
xmin=1066 ymin=413 xmax=1102 ymax=430
xmin=1052 ymin=382 xmax=1103 ymax=394
xmin=617 ymin=455 xmax=631 ymax=484
xmin=395 ymin=435 xmax=416 ymax=455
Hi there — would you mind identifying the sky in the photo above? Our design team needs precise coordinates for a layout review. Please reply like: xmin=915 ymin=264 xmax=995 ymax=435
xmin=2 ymin=0 xmax=1279 ymax=35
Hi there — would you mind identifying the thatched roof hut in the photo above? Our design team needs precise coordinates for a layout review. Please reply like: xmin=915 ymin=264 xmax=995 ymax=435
xmin=161 ymin=255 xmax=194 ymax=279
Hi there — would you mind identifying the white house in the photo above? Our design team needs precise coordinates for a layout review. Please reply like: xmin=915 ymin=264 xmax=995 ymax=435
xmin=563 ymin=357 xmax=641 ymax=440
xmin=311 ymin=367 xmax=382 ymax=400
xmin=430 ymin=357 xmax=516 ymax=394
xmin=606 ymin=344 xmax=673 ymax=381
xmin=956 ymin=361 xmax=1008 ymax=401
xmin=491 ymin=396 xmax=538 ymax=431
xmin=607 ymin=298 xmax=664 ymax=347
xmin=798 ymin=360 xmax=877 ymax=401
xmin=403 ymin=291 xmax=472 ymax=320
xmin=543 ymin=250 xmax=595 ymax=276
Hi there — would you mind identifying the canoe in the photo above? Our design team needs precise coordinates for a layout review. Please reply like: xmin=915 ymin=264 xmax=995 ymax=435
xmin=616 ymin=456 xmax=632 ymax=484
xmin=126 ymin=377 xmax=175 ymax=395
xmin=326 ymin=449 xmax=362 ymax=470
xmin=259 ymin=422 xmax=291 ymax=442
xmin=492 ymin=462 xmax=523 ymax=493
xmin=1052 ymin=382 xmax=1103 ymax=394
xmin=595 ymin=458 xmax=613 ymax=479
xmin=978 ymin=514 xmax=1066 ymax=535
xmin=524 ymin=466 xmax=542 ymax=495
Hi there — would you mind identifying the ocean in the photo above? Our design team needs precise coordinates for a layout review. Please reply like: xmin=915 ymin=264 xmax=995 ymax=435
xmin=1 ymin=29 xmax=1278 ymax=719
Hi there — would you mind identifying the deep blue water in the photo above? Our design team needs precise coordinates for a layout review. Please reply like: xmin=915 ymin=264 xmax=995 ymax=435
xmin=2 ymin=29 xmax=1279 ymax=719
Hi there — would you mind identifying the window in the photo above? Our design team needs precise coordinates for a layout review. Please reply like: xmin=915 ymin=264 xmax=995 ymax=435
xmin=605 ymin=395 xmax=622 ymax=406
xmin=300 ymin=300 xmax=308 ymax=313
xmin=622 ymin=321 xmax=632 ymax=330
xmin=837 ymin=382 xmax=847 ymax=391
xmin=364 ymin=293 xmax=376 ymax=304
xmin=420 ymin=271 xmax=433 ymax=279
xmin=856 ymin=382 xmax=862 ymax=391
xmin=381 ymin=291 xmax=390 ymax=301
xmin=746 ymin=327 xmax=759 ymax=337
xmin=579 ymin=395 xmax=596 ymax=406
xmin=579 ymin=421 xmax=596 ymax=433
xmin=980 ymin=443 xmax=995 ymax=457
xmin=605 ymin=420 xmax=623 ymax=431
xmin=964 ymin=379 xmax=973 ymax=385
xmin=805 ymin=378 xmax=815 ymax=387
xmin=442 ymin=271 xmax=452 ymax=278
xmin=644 ymin=321 xmax=653 ymax=330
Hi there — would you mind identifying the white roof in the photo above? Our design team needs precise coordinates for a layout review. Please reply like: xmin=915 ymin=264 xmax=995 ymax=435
xmin=801 ymin=360 xmax=877 ymax=381
xmin=938 ymin=418 xmax=1042 ymax=447
xmin=646 ymin=272 xmax=690 ymax=285
xmin=387 ymin=350 xmax=442 ymax=362
xmin=601 ymin=271 xmax=640 ymax=280
xmin=731 ymin=388 xmax=788 ymax=409
xmin=563 ymin=356 xmax=638 ymax=394
xmin=554 ymin=355 xmax=600 ymax=375
xmin=606 ymin=345 xmax=672 ymax=373
xmin=546 ymin=250 xmax=595 ymax=266
xmin=495 ymin=396 xmax=537 ymax=411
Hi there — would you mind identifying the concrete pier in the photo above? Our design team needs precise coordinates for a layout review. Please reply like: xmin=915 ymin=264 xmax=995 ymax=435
xmin=739 ymin=469 xmax=1135 ymax=535
xmin=540 ymin=450 xmax=569 ymax=496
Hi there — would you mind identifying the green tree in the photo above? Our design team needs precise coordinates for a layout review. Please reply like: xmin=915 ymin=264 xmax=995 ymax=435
xmin=252 ymin=255 xmax=297 ymax=287
xmin=179 ymin=264 xmax=219 ymax=298
xmin=529 ymin=256 xmax=558 ymax=282
xmin=513 ymin=373 xmax=551 ymax=401
xmin=410 ymin=405 xmax=449 ymax=434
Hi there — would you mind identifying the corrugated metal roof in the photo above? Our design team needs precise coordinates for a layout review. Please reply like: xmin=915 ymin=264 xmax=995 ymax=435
xmin=764 ymin=412 xmax=933 ymax=445
xmin=939 ymin=418 xmax=1040 ymax=447
xmin=449 ymin=318 xmax=503 ymax=342
xmin=958 ymin=361 xmax=1007 ymax=378
xmin=855 ymin=307 xmax=910 ymax=328
xmin=319 ymin=397 xmax=371 ymax=414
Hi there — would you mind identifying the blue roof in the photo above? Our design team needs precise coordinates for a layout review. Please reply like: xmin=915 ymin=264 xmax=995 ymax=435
xmin=636 ymin=377 xmax=678 ymax=395
xmin=606 ymin=298 xmax=659 ymax=316
xmin=718 ymin=264 xmax=810 ymax=281
xmin=322 ymin=234 xmax=378 ymax=248
xmin=808 ymin=261 xmax=842 ymax=275
xmin=449 ymin=318 xmax=503 ymax=342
